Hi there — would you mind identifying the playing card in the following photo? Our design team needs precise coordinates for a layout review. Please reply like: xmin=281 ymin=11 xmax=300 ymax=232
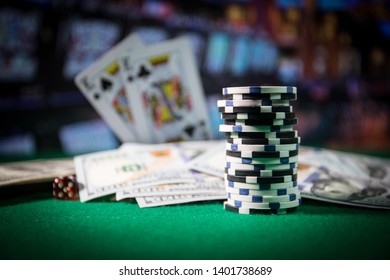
xmin=120 ymin=37 xmax=212 ymax=143
xmin=74 ymin=33 xmax=143 ymax=142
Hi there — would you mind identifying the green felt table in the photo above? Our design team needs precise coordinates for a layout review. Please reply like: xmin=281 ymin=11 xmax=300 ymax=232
xmin=1 ymin=189 xmax=390 ymax=260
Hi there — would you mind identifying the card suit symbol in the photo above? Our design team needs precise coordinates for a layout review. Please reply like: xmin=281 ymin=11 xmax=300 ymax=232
xmin=93 ymin=93 xmax=100 ymax=100
xmin=128 ymin=75 xmax=134 ymax=82
xmin=184 ymin=125 xmax=195 ymax=137
xmin=101 ymin=78 xmax=112 ymax=91
xmin=137 ymin=65 xmax=150 ymax=78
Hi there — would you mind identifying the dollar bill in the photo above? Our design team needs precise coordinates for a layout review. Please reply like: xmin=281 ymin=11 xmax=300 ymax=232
xmin=135 ymin=193 xmax=226 ymax=208
xmin=187 ymin=140 xmax=225 ymax=178
xmin=0 ymin=159 xmax=74 ymax=187
xmin=116 ymin=176 xmax=224 ymax=200
xmin=298 ymin=164 xmax=390 ymax=209
xmin=75 ymin=144 xmax=196 ymax=202
xmin=299 ymin=146 xmax=390 ymax=184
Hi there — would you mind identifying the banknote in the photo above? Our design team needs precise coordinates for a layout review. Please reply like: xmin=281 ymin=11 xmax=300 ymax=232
xmin=116 ymin=175 xmax=224 ymax=200
xmin=299 ymin=146 xmax=390 ymax=184
xmin=298 ymin=164 xmax=390 ymax=209
xmin=135 ymin=193 xmax=226 ymax=208
xmin=0 ymin=159 xmax=74 ymax=187
xmin=74 ymin=144 xmax=196 ymax=202
xmin=187 ymin=140 xmax=225 ymax=178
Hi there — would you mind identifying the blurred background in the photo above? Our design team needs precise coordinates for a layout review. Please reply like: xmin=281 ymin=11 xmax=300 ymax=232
xmin=0 ymin=0 xmax=389 ymax=157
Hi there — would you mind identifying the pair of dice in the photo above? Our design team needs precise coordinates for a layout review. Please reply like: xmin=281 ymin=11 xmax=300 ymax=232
xmin=52 ymin=175 xmax=79 ymax=200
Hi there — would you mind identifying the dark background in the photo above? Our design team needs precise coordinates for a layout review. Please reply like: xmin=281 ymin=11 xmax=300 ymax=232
xmin=1 ymin=0 xmax=389 ymax=157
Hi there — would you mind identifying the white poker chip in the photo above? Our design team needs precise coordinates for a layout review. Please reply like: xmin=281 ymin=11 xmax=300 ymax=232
xmin=221 ymin=112 xmax=295 ymax=120
xmin=226 ymin=137 xmax=301 ymax=145
xmin=222 ymin=93 xmax=297 ymax=101
xmin=225 ymin=167 xmax=297 ymax=177
xmin=217 ymin=99 xmax=290 ymax=107
xmin=225 ymin=179 xmax=298 ymax=190
xmin=226 ymin=197 xmax=302 ymax=210
xmin=226 ymin=143 xmax=299 ymax=152
xmin=225 ymin=185 xmax=300 ymax=196
xmin=226 ymin=131 xmax=298 ymax=139
xmin=225 ymin=155 xmax=299 ymax=165
xmin=227 ymin=192 xmax=300 ymax=203
xmin=224 ymin=118 xmax=298 ymax=126
xmin=219 ymin=124 xmax=295 ymax=133
xmin=222 ymin=86 xmax=297 ymax=95
xmin=218 ymin=105 xmax=293 ymax=114
xmin=225 ymin=161 xmax=298 ymax=171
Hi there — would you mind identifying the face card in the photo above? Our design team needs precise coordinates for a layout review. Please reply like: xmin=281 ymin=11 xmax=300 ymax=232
xmin=121 ymin=37 xmax=212 ymax=143
xmin=74 ymin=33 xmax=144 ymax=142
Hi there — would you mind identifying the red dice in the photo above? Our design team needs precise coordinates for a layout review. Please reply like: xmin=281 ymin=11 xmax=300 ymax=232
xmin=53 ymin=175 xmax=79 ymax=200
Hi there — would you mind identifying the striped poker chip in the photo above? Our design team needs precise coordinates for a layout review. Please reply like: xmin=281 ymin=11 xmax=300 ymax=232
xmin=226 ymin=197 xmax=302 ymax=210
xmin=227 ymin=192 xmax=300 ymax=203
xmin=223 ymin=201 xmax=298 ymax=215
xmin=226 ymin=149 xmax=298 ymax=158
xmin=225 ymin=167 xmax=297 ymax=177
xmin=222 ymin=112 xmax=295 ymax=120
xmin=224 ymin=118 xmax=298 ymax=126
xmin=225 ymin=155 xmax=299 ymax=165
xmin=225 ymin=185 xmax=300 ymax=196
xmin=227 ymin=137 xmax=300 ymax=145
xmin=225 ymin=173 xmax=297 ymax=184
xmin=222 ymin=86 xmax=297 ymax=95
xmin=225 ymin=179 xmax=298 ymax=190
xmin=217 ymin=99 xmax=290 ymax=107
xmin=226 ymin=143 xmax=300 ymax=152
xmin=225 ymin=130 xmax=298 ymax=139
xmin=222 ymin=93 xmax=297 ymax=101
xmin=225 ymin=161 xmax=297 ymax=171
xmin=219 ymin=124 xmax=295 ymax=133
xmin=218 ymin=105 xmax=293 ymax=114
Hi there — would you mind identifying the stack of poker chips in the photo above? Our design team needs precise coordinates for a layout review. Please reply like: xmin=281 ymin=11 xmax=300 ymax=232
xmin=218 ymin=86 xmax=301 ymax=215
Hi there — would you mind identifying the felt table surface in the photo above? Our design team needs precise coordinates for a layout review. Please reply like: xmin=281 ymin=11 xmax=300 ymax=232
xmin=1 ymin=191 xmax=389 ymax=260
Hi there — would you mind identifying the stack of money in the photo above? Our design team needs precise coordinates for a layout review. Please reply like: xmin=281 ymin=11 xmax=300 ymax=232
xmin=218 ymin=86 xmax=301 ymax=214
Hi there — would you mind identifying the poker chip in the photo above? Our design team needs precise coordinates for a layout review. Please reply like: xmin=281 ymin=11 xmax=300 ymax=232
xmin=225 ymin=130 xmax=298 ymax=139
xmin=225 ymin=179 xmax=298 ymax=190
xmin=224 ymin=118 xmax=298 ymax=126
xmin=223 ymin=201 xmax=297 ymax=215
xmin=226 ymin=143 xmax=299 ymax=152
xmin=218 ymin=105 xmax=293 ymax=113
xmin=226 ymin=149 xmax=298 ymax=158
xmin=227 ymin=137 xmax=300 ymax=145
xmin=222 ymin=112 xmax=296 ymax=120
xmin=227 ymin=192 xmax=298 ymax=203
xmin=225 ymin=167 xmax=297 ymax=177
xmin=222 ymin=86 xmax=297 ymax=95
xmin=225 ymin=185 xmax=300 ymax=196
xmin=222 ymin=93 xmax=297 ymax=101
xmin=219 ymin=85 xmax=301 ymax=214
xmin=226 ymin=161 xmax=297 ymax=170
xmin=227 ymin=197 xmax=302 ymax=210
xmin=226 ymin=155 xmax=299 ymax=165
xmin=219 ymin=124 xmax=295 ymax=133
xmin=225 ymin=173 xmax=297 ymax=184
xmin=217 ymin=99 xmax=290 ymax=107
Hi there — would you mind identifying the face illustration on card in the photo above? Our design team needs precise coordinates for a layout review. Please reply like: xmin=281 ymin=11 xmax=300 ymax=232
xmin=132 ymin=52 xmax=196 ymax=142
